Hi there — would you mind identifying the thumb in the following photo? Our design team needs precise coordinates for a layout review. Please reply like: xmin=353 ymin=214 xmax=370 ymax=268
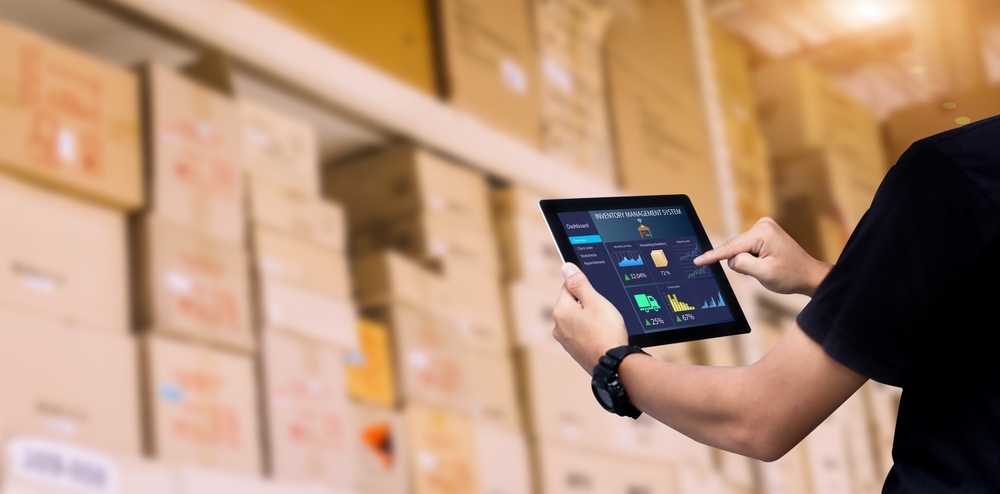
xmin=561 ymin=263 xmax=599 ymax=304
xmin=727 ymin=252 xmax=768 ymax=279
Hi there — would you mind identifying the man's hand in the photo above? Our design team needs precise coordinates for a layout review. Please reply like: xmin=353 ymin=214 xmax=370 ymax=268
xmin=552 ymin=263 xmax=628 ymax=372
xmin=694 ymin=217 xmax=832 ymax=296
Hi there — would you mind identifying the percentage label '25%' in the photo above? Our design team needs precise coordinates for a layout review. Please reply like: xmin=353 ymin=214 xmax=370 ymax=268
xmin=645 ymin=317 xmax=666 ymax=327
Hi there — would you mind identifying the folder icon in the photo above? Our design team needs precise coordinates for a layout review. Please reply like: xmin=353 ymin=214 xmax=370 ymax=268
xmin=650 ymin=250 xmax=668 ymax=268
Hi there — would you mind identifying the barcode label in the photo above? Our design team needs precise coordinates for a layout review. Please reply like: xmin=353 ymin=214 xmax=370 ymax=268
xmin=7 ymin=438 xmax=119 ymax=494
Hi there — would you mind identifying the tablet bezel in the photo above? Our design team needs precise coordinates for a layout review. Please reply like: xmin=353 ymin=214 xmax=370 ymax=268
xmin=539 ymin=194 xmax=751 ymax=348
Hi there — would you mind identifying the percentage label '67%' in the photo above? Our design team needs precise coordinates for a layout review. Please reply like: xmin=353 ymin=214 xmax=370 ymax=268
xmin=679 ymin=314 xmax=696 ymax=322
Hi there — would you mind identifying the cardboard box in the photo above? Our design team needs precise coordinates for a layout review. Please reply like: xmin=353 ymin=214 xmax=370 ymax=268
xmin=604 ymin=0 xmax=720 ymax=232
xmin=534 ymin=0 xmax=615 ymax=179
xmin=325 ymin=144 xmax=493 ymax=230
xmin=760 ymin=443 xmax=811 ymax=494
xmin=753 ymin=60 xmax=885 ymax=167
xmin=883 ymin=84 xmax=1000 ymax=164
xmin=536 ymin=444 xmax=679 ymax=494
xmin=173 ymin=466 xmax=340 ymax=494
xmin=490 ymin=184 xmax=549 ymax=226
xmin=0 ymin=20 xmax=142 ymax=210
xmin=0 ymin=173 xmax=128 ymax=333
xmin=352 ymin=250 xmax=449 ymax=314
xmin=346 ymin=318 xmax=398 ymax=408
xmin=508 ymin=280 xmax=561 ymax=349
xmin=365 ymin=302 xmax=467 ymax=412
xmin=495 ymin=216 xmax=564 ymax=286
xmin=237 ymin=99 xmax=318 ymax=192
xmin=352 ymin=403 xmax=409 ymax=494
xmin=519 ymin=344 xmax=604 ymax=449
xmin=0 ymin=310 xmax=140 ymax=457
xmin=405 ymin=405 xmax=479 ymax=494
xmin=136 ymin=216 xmax=254 ymax=352
xmin=144 ymin=63 xmax=245 ymax=244
xmin=434 ymin=0 xmax=541 ymax=146
xmin=464 ymin=350 xmax=521 ymax=432
xmin=142 ymin=335 xmax=261 ymax=474
xmin=253 ymin=226 xmax=351 ymax=300
xmin=803 ymin=419 xmax=851 ymax=494
xmin=247 ymin=173 xmax=347 ymax=251
xmin=258 ymin=277 xmax=358 ymax=348
xmin=349 ymin=211 xmax=502 ymax=276
xmin=473 ymin=427 xmax=530 ymax=494
xmin=260 ymin=330 xmax=355 ymax=489
xmin=236 ymin=0 xmax=437 ymax=95
xmin=863 ymin=382 xmax=901 ymax=481
xmin=0 ymin=438 xmax=175 ymax=494
xmin=441 ymin=272 xmax=509 ymax=352
xmin=775 ymin=199 xmax=847 ymax=264
xmin=837 ymin=394 xmax=881 ymax=494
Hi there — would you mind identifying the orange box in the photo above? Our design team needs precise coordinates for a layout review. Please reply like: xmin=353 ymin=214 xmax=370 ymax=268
xmin=0 ymin=20 xmax=142 ymax=210
xmin=260 ymin=330 xmax=355 ymax=489
xmin=0 ymin=309 xmax=141 ymax=457
xmin=0 ymin=173 xmax=128 ymax=333
xmin=142 ymin=335 xmax=261 ymax=474
xmin=405 ymin=404 xmax=479 ymax=494
xmin=353 ymin=403 xmax=409 ymax=494
xmin=246 ymin=173 xmax=346 ymax=251
xmin=144 ymin=63 xmax=245 ymax=244
xmin=136 ymin=216 xmax=254 ymax=352
xmin=346 ymin=318 xmax=397 ymax=408
xmin=236 ymin=98 xmax=318 ymax=192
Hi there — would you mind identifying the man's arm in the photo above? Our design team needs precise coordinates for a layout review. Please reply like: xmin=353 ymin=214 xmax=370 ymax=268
xmin=618 ymin=325 xmax=866 ymax=462
xmin=552 ymin=218 xmax=863 ymax=462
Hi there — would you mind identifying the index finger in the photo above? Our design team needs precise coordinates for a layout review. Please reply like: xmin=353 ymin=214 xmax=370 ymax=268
xmin=694 ymin=231 xmax=762 ymax=266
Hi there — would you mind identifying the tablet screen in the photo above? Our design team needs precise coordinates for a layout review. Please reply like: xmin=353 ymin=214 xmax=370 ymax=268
xmin=557 ymin=206 xmax=735 ymax=336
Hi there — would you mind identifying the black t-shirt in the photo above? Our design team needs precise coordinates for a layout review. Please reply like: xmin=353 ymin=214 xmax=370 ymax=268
xmin=797 ymin=115 xmax=1000 ymax=493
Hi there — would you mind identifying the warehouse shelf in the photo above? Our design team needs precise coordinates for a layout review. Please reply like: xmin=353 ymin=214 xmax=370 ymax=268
xmin=94 ymin=0 xmax=622 ymax=200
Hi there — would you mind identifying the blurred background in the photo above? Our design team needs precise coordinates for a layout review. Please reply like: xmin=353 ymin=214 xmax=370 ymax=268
xmin=0 ymin=0 xmax=994 ymax=492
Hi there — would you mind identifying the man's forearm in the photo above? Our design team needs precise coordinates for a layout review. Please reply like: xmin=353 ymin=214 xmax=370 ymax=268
xmin=617 ymin=354 xmax=770 ymax=459
xmin=616 ymin=326 xmax=867 ymax=462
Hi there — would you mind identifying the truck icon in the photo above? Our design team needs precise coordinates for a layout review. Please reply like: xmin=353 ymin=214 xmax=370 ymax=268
xmin=634 ymin=294 xmax=661 ymax=313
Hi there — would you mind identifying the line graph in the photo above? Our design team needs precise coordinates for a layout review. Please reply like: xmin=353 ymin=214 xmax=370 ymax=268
xmin=612 ymin=250 xmax=644 ymax=267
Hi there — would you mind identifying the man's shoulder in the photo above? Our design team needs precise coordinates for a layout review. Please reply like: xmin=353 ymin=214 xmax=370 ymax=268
xmin=907 ymin=114 xmax=1000 ymax=212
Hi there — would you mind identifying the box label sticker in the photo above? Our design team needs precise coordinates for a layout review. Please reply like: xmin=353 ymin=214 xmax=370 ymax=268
xmin=6 ymin=438 xmax=120 ymax=494
xmin=158 ymin=382 xmax=186 ymax=403
xmin=543 ymin=58 xmax=574 ymax=92
xmin=500 ymin=58 xmax=527 ymax=95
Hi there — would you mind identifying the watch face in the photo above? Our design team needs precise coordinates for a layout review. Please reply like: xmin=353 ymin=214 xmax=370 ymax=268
xmin=595 ymin=386 xmax=614 ymax=409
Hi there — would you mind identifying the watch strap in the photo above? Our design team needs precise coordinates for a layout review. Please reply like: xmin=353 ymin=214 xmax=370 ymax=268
xmin=604 ymin=345 xmax=649 ymax=368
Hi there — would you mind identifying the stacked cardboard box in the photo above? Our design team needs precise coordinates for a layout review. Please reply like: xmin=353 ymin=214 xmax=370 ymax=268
xmin=237 ymin=98 xmax=359 ymax=490
xmin=753 ymin=61 xmax=887 ymax=263
xmin=327 ymin=144 xmax=529 ymax=494
xmin=0 ymin=19 xmax=144 ymax=472
xmin=136 ymin=63 xmax=261 ymax=475
xmin=883 ymin=84 xmax=1000 ymax=165
xmin=234 ymin=0 xmax=437 ymax=96
xmin=709 ymin=21 xmax=774 ymax=232
xmin=434 ymin=0 xmax=542 ymax=147
xmin=533 ymin=0 xmax=616 ymax=181
xmin=604 ymin=0 xmax=722 ymax=234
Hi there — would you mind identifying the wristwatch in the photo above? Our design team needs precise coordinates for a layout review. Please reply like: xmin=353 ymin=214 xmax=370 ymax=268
xmin=591 ymin=345 xmax=649 ymax=419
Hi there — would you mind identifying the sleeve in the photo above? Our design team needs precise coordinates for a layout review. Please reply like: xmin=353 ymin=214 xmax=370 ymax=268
xmin=796 ymin=141 xmax=1000 ymax=387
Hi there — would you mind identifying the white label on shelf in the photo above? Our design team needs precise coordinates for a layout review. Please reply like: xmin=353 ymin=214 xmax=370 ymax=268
xmin=57 ymin=128 xmax=78 ymax=164
xmin=7 ymin=438 xmax=120 ymax=494
xmin=245 ymin=126 xmax=272 ymax=149
xmin=20 ymin=272 xmax=57 ymax=295
xmin=500 ymin=58 xmax=527 ymax=95
xmin=425 ymin=195 xmax=447 ymax=212
xmin=259 ymin=257 xmax=285 ymax=276
xmin=164 ymin=271 xmax=192 ymax=294
xmin=407 ymin=351 xmax=431 ymax=369
xmin=196 ymin=122 xmax=214 ymax=140
xmin=45 ymin=417 xmax=79 ymax=436
xmin=417 ymin=451 xmax=437 ymax=470
xmin=543 ymin=58 xmax=574 ymax=92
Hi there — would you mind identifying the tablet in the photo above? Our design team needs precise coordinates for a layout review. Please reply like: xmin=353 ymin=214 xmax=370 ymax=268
xmin=539 ymin=195 xmax=750 ymax=347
